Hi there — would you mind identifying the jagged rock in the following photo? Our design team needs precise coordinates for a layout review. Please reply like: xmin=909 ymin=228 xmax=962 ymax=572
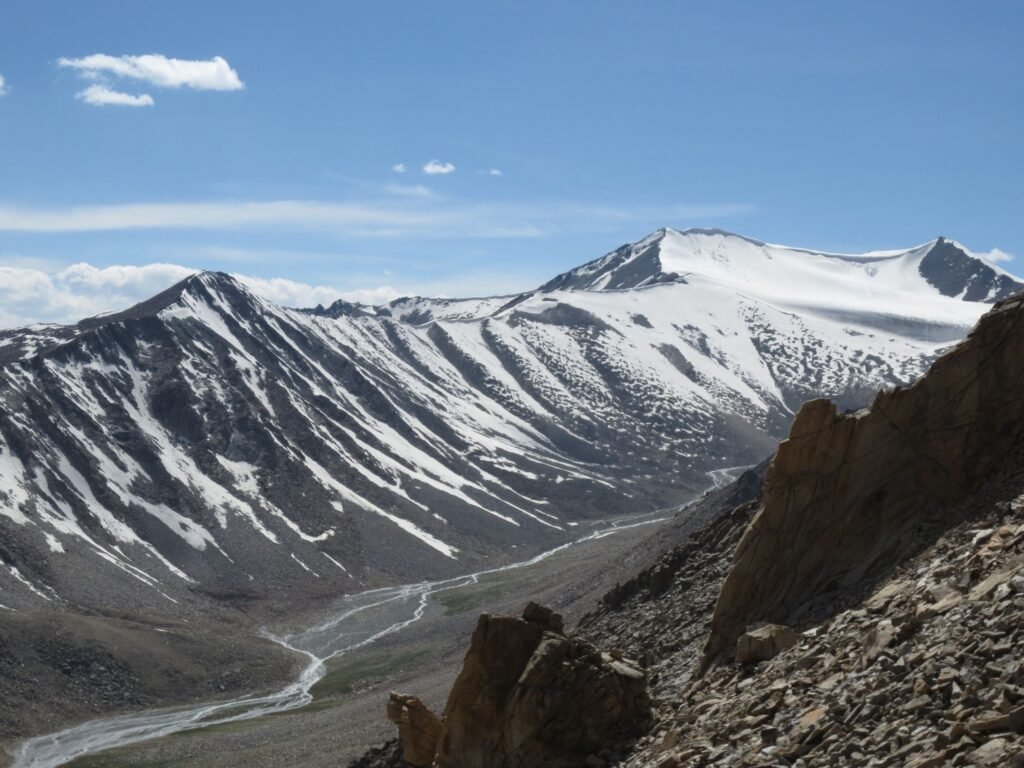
xmin=968 ymin=705 xmax=1024 ymax=734
xmin=735 ymin=624 xmax=798 ymax=664
xmin=703 ymin=294 xmax=1024 ymax=669
xmin=346 ymin=739 xmax=404 ymax=768
xmin=862 ymin=619 xmax=898 ymax=664
xmin=521 ymin=600 xmax=564 ymax=633
xmin=386 ymin=692 xmax=442 ymax=767
xmin=970 ymin=738 xmax=1009 ymax=766
xmin=433 ymin=604 xmax=651 ymax=768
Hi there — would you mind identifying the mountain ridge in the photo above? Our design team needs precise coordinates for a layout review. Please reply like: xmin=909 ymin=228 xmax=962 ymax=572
xmin=0 ymin=229 xmax=1017 ymax=621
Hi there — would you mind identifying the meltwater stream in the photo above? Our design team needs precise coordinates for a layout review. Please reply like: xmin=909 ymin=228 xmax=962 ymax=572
xmin=11 ymin=513 xmax=667 ymax=768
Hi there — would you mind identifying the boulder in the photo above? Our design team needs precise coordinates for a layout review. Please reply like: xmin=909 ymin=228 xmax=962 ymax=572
xmin=735 ymin=624 xmax=798 ymax=664
xmin=862 ymin=619 xmax=898 ymax=665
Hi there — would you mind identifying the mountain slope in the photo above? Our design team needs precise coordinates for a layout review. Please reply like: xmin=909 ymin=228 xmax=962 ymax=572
xmin=0 ymin=229 xmax=1017 ymax=617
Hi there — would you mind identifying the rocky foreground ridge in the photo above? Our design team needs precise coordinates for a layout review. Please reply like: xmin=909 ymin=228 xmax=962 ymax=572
xmin=363 ymin=294 xmax=1024 ymax=766
xmin=382 ymin=602 xmax=650 ymax=768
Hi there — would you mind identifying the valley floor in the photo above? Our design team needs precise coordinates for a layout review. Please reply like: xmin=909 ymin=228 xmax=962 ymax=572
xmin=9 ymin=511 xmax=676 ymax=768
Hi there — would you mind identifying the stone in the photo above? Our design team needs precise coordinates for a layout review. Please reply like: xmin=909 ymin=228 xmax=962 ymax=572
xmin=969 ymin=555 xmax=1024 ymax=600
xmin=735 ymin=624 xmax=799 ymax=664
xmin=968 ymin=705 xmax=1024 ymax=734
xmin=385 ymin=692 xmax=442 ymax=768
xmin=862 ymin=619 xmax=898 ymax=664
xmin=797 ymin=706 xmax=828 ymax=729
xmin=865 ymin=581 xmax=910 ymax=613
xmin=521 ymin=600 xmax=565 ymax=633
xmin=970 ymin=738 xmax=1008 ymax=766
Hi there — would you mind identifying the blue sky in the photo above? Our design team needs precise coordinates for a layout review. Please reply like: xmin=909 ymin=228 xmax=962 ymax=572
xmin=0 ymin=1 xmax=1021 ymax=325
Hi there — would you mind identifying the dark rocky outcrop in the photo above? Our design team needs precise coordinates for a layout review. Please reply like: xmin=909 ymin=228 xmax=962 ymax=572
xmin=703 ymin=293 xmax=1024 ymax=668
xmin=918 ymin=237 xmax=1022 ymax=302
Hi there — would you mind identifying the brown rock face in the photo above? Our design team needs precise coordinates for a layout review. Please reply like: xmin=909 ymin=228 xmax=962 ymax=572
xmin=702 ymin=294 xmax=1024 ymax=668
xmin=386 ymin=692 xmax=442 ymax=768
xmin=429 ymin=602 xmax=650 ymax=768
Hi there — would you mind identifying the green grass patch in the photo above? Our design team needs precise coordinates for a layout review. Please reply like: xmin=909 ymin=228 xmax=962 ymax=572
xmin=308 ymin=646 xmax=431 ymax=702
xmin=435 ymin=576 xmax=513 ymax=616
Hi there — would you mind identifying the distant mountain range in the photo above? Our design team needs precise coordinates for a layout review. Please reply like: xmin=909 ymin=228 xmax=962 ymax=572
xmin=0 ymin=228 xmax=1018 ymax=616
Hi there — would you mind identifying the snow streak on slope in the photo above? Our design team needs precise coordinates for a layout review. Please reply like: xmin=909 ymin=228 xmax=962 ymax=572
xmin=0 ymin=229 xmax=1016 ymax=615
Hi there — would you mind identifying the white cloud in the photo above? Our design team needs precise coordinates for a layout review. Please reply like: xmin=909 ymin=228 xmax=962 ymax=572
xmin=0 ymin=74 xmax=9 ymax=96
xmin=978 ymin=248 xmax=1014 ymax=264
xmin=76 ymin=84 xmax=154 ymax=107
xmin=392 ymin=163 xmax=406 ymax=173
xmin=423 ymin=160 xmax=456 ymax=175
xmin=487 ymin=168 xmax=502 ymax=176
xmin=233 ymin=275 xmax=399 ymax=308
xmin=58 ymin=54 xmax=244 ymax=91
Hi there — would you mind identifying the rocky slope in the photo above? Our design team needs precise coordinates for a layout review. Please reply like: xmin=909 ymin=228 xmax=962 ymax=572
xmin=366 ymin=291 xmax=1024 ymax=767
xmin=703 ymin=291 xmax=1024 ymax=667
xmin=0 ymin=229 xmax=1013 ymax=620
xmin=618 ymin=459 xmax=1024 ymax=767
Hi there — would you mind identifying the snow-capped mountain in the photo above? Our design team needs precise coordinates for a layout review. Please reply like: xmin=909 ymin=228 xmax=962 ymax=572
xmin=0 ymin=229 xmax=1017 ymax=615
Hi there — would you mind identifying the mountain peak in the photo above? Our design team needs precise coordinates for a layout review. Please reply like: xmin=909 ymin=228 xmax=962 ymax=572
xmin=916 ymin=237 xmax=1021 ymax=302
xmin=538 ymin=228 xmax=1023 ymax=304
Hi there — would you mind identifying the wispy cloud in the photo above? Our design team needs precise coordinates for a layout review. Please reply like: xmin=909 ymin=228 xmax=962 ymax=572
xmin=59 ymin=53 xmax=243 ymax=106
xmin=392 ymin=163 xmax=406 ymax=173
xmin=77 ymin=84 xmax=154 ymax=107
xmin=487 ymin=168 xmax=502 ymax=176
xmin=59 ymin=54 xmax=244 ymax=90
xmin=423 ymin=160 xmax=456 ymax=175
xmin=381 ymin=183 xmax=435 ymax=198
xmin=0 ymin=199 xmax=754 ymax=240
xmin=0 ymin=74 xmax=9 ymax=97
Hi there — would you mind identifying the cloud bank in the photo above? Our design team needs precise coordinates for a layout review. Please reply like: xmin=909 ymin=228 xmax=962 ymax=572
xmin=0 ymin=262 xmax=379 ymax=329
xmin=0 ymin=263 xmax=195 ymax=328
xmin=0 ymin=259 xmax=562 ymax=330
